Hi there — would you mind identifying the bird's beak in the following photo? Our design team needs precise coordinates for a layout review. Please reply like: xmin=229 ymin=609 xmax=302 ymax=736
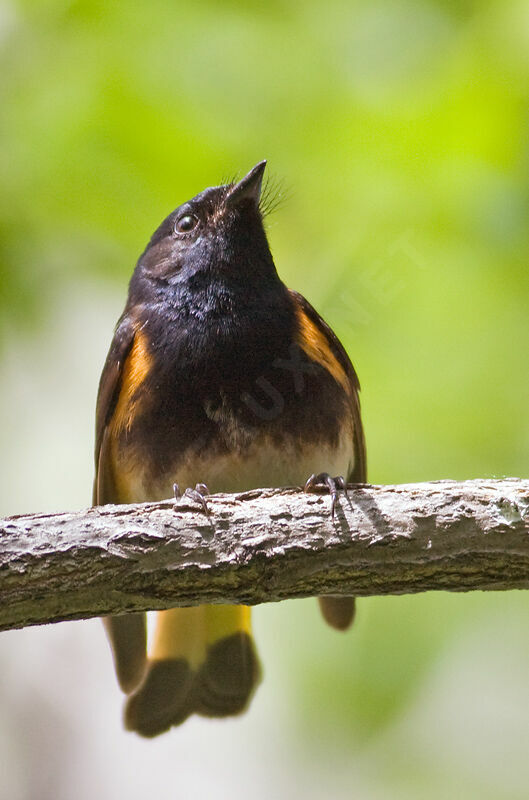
xmin=226 ymin=160 xmax=266 ymax=207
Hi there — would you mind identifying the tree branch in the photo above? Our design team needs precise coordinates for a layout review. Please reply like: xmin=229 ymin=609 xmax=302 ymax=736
xmin=1 ymin=479 xmax=528 ymax=633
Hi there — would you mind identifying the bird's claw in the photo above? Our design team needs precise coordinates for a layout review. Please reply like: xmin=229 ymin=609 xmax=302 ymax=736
xmin=304 ymin=473 xmax=348 ymax=520
xmin=173 ymin=482 xmax=211 ymax=516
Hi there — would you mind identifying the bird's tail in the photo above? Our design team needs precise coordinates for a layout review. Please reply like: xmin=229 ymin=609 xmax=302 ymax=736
xmin=124 ymin=605 xmax=260 ymax=737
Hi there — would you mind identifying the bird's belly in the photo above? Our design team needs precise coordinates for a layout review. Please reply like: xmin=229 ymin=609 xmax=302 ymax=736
xmin=117 ymin=426 xmax=354 ymax=503
xmin=169 ymin=431 xmax=354 ymax=497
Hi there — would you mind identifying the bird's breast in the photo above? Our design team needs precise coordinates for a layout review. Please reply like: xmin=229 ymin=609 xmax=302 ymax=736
xmin=108 ymin=294 xmax=356 ymax=502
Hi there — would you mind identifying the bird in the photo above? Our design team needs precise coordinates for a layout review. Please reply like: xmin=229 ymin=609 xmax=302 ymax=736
xmin=93 ymin=160 xmax=366 ymax=737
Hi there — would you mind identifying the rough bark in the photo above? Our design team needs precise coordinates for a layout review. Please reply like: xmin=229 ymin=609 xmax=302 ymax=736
xmin=0 ymin=479 xmax=528 ymax=633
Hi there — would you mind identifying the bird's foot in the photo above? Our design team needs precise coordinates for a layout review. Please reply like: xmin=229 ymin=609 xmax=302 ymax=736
xmin=304 ymin=473 xmax=348 ymax=520
xmin=173 ymin=482 xmax=211 ymax=516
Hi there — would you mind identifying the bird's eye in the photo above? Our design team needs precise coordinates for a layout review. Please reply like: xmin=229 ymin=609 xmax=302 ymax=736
xmin=175 ymin=214 xmax=199 ymax=234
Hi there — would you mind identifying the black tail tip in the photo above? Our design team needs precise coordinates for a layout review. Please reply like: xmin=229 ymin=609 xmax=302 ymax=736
xmin=124 ymin=659 xmax=193 ymax=738
xmin=195 ymin=632 xmax=261 ymax=718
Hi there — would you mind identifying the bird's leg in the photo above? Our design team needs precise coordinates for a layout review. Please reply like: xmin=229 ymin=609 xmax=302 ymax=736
xmin=174 ymin=482 xmax=211 ymax=516
xmin=304 ymin=473 xmax=349 ymax=520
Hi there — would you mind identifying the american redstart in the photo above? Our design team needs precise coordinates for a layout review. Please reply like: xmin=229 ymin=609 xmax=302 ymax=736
xmin=93 ymin=161 xmax=366 ymax=737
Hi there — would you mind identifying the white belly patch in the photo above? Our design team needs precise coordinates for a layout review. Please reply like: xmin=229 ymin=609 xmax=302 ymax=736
xmin=145 ymin=427 xmax=355 ymax=501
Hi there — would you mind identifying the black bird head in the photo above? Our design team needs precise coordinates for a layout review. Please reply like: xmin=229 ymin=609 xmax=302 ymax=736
xmin=131 ymin=161 xmax=278 ymax=301
xmin=125 ymin=160 xmax=292 ymax=385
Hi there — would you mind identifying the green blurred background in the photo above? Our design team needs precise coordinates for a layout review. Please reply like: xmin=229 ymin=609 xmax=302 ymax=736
xmin=1 ymin=1 xmax=528 ymax=798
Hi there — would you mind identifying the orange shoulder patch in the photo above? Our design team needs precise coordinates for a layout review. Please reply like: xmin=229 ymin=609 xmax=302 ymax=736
xmin=295 ymin=307 xmax=351 ymax=396
xmin=110 ymin=328 xmax=153 ymax=434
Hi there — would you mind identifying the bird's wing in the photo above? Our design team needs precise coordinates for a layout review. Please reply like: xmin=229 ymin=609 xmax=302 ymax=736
xmin=289 ymin=289 xmax=366 ymax=483
xmin=93 ymin=313 xmax=136 ymax=506
xmin=93 ymin=312 xmax=147 ymax=694
xmin=289 ymin=289 xmax=366 ymax=631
